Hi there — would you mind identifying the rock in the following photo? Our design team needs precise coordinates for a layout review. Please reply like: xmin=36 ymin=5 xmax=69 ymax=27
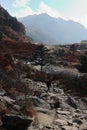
xmin=48 ymin=93 xmax=58 ymax=98
xmin=56 ymin=110 xmax=70 ymax=115
xmin=50 ymin=100 xmax=60 ymax=110
xmin=66 ymin=96 xmax=77 ymax=109
xmin=13 ymin=104 xmax=20 ymax=111
xmin=40 ymin=93 xmax=48 ymax=98
xmin=62 ymin=125 xmax=78 ymax=130
xmin=49 ymin=96 xmax=61 ymax=110
xmin=35 ymin=107 xmax=51 ymax=114
xmin=37 ymin=112 xmax=55 ymax=127
xmin=28 ymin=96 xmax=50 ymax=109
xmin=73 ymin=118 xmax=83 ymax=125
xmin=67 ymin=120 xmax=73 ymax=126
xmin=79 ymin=120 xmax=87 ymax=130
xmin=0 ymin=96 xmax=15 ymax=105
xmin=54 ymin=119 xmax=68 ymax=125
xmin=1 ymin=115 xmax=32 ymax=130
xmin=0 ymin=89 xmax=6 ymax=96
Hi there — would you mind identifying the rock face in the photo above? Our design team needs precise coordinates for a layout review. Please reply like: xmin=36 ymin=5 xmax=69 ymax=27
xmin=0 ymin=5 xmax=33 ymax=42
xmin=0 ymin=5 xmax=25 ymax=35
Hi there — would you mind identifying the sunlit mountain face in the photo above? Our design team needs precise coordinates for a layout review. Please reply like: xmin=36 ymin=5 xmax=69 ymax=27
xmin=19 ymin=13 xmax=87 ymax=45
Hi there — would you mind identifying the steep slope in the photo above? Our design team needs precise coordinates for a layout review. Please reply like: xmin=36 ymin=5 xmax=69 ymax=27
xmin=0 ymin=5 xmax=37 ymax=55
xmin=0 ymin=6 xmax=37 ymax=73
xmin=0 ymin=5 xmax=25 ymax=35
xmin=0 ymin=5 xmax=34 ymax=43
xmin=19 ymin=13 xmax=87 ymax=44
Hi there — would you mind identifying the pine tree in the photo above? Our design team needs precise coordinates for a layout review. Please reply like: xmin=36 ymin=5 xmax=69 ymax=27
xmin=30 ymin=44 xmax=51 ymax=72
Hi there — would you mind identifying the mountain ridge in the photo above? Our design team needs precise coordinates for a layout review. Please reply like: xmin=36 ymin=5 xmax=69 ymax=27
xmin=19 ymin=13 xmax=87 ymax=44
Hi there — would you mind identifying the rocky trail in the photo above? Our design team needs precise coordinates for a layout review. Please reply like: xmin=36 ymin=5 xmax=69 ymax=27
xmin=27 ymin=79 xmax=87 ymax=130
xmin=0 ymin=77 xmax=87 ymax=130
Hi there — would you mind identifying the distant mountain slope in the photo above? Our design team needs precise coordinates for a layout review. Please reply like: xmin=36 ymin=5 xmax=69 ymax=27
xmin=19 ymin=13 xmax=87 ymax=44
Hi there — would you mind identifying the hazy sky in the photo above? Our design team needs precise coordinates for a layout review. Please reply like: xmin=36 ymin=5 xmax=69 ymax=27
xmin=0 ymin=0 xmax=87 ymax=28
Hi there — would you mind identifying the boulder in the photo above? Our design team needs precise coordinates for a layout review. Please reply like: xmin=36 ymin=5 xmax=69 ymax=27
xmin=0 ymin=89 xmax=6 ymax=96
xmin=61 ymin=125 xmax=78 ymax=130
xmin=28 ymin=96 xmax=50 ymax=109
xmin=56 ymin=110 xmax=70 ymax=115
xmin=54 ymin=119 xmax=68 ymax=126
xmin=50 ymin=100 xmax=60 ymax=110
xmin=1 ymin=115 xmax=32 ymax=130
xmin=73 ymin=118 xmax=83 ymax=125
xmin=66 ymin=96 xmax=77 ymax=109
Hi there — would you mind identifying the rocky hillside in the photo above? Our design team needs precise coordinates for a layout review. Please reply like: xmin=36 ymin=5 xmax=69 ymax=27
xmin=0 ymin=5 xmax=25 ymax=34
xmin=0 ymin=5 xmax=34 ymax=43
xmin=0 ymin=6 xmax=39 ymax=128
xmin=0 ymin=5 xmax=38 ymax=61
xmin=0 ymin=65 xmax=87 ymax=130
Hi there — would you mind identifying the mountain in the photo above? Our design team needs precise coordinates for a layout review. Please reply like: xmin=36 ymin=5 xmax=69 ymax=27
xmin=0 ymin=5 xmax=26 ymax=41
xmin=0 ymin=5 xmax=34 ymax=43
xmin=0 ymin=6 xmax=25 ymax=34
xmin=0 ymin=5 xmax=37 ymax=63
xmin=19 ymin=13 xmax=87 ymax=44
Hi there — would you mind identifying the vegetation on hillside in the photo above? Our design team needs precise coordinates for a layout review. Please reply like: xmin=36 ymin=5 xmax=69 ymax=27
xmin=29 ymin=44 xmax=52 ymax=71
xmin=77 ymin=52 xmax=87 ymax=73
xmin=0 ymin=5 xmax=87 ymax=98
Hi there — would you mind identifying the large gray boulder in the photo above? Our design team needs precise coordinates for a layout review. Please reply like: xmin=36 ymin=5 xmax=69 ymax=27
xmin=1 ymin=115 xmax=32 ymax=130
xmin=66 ymin=96 xmax=77 ymax=109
